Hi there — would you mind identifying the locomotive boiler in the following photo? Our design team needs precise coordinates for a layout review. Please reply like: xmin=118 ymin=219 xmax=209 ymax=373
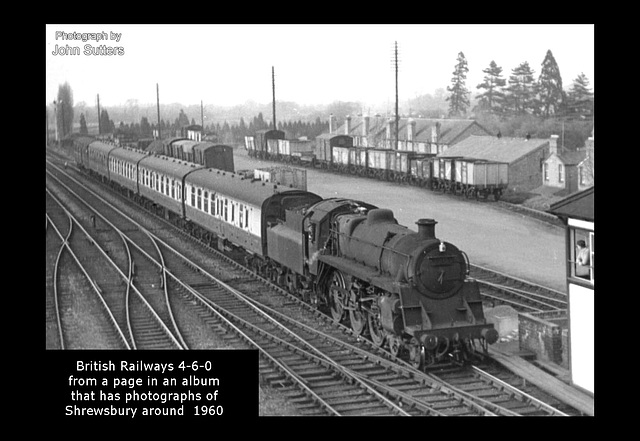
xmin=305 ymin=200 xmax=498 ymax=367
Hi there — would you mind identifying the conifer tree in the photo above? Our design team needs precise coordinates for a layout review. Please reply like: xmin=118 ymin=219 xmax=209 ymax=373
xmin=446 ymin=52 xmax=471 ymax=117
xmin=538 ymin=50 xmax=565 ymax=117
xmin=475 ymin=60 xmax=506 ymax=115
xmin=505 ymin=61 xmax=537 ymax=115
xmin=56 ymin=82 xmax=74 ymax=137
xmin=566 ymin=73 xmax=594 ymax=119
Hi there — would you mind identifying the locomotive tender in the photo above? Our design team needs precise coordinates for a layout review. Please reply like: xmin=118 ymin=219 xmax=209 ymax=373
xmin=71 ymin=138 xmax=498 ymax=367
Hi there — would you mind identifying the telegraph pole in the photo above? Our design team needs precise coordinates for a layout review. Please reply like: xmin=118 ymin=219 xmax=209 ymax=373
xmin=97 ymin=94 xmax=101 ymax=135
xmin=156 ymin=83 xmax=161 ymax=139
xmin=394 ymin=41 xmax=399 ymax=151
xmin=201 ymin=100 xmax=204 ymax=129
xmin=272 ymin=66 xmax=277 ymax=130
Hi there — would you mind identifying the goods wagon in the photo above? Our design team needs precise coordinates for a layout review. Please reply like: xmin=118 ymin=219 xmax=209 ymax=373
xmin=432 ymin=157 xmax=461 ymax=192
xmin=253 ymin=129 xmax=286 ymax=159
xmin=253 ymin=165 xmax=308 ymax=191
xmin=409 ymin=156 xmax=435 ymax=187
xmin=315 ymin=134 xmax=353 ymax=167
xmin=348 ymin=147 xmax=368 ymax=176
xmin=279 ymin=139 xmax=315 ymax=164
xmin=367 ymin=148 xmax=393 ymax=180
xmin=456 ymin=159 xmax=508 ymax=200
xmin=332 ymin=146 xmax=351 ymax=173
xmin=192 ymin=143 xmax=234 ymax=172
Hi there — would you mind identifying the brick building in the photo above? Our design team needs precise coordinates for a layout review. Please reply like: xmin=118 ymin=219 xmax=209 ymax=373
xmin=437 ymin=134 xmax=551 ymax=192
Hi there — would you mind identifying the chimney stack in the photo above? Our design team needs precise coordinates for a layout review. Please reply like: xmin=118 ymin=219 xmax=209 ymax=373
xmin=549 ymin=134 xmax=559 ymax=155
xmin=329 ymin=113 xmax=336 ymax=134
xmin=407 ymin=118 xmax=416 ymax=142
xmin=431 ymin=122 xmax=441 ymax=144
xmin=363 ymin=115 xmax=370 ymax=137
xmin=386 ymin=117 xmax=394 ymax=140
xmin=345 ymin=115 xmax=352 ymax=135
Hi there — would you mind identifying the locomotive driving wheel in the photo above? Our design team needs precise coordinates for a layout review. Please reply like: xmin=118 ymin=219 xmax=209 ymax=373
xmin=367 ymin=305 xmax=386 ymax=347
xmin=348 ymin=289 xmax=366 ymax=336
xmin=328 ymin=270 xmax=347 ymax=323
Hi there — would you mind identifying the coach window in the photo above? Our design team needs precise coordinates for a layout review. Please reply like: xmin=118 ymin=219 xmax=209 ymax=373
xmin=239 ymin=204 xmax=244 ymax=228
xmin=190 ymin=186 xmax=196 ymax=207
xmin=224 ymin=199 xmax=228 ymax=221
xmin=204 ymin=191 xmax=209 ymax=213
xmin=210 ymin=193 xmax=216 ymax=216
xmin=570 ymin=227 xmax=594 ymax=284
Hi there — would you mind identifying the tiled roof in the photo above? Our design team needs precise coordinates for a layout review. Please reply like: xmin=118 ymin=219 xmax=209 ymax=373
xmin=557 ymin=149 xmax=587 ymax=165
xmin=334 ymin=116 xmax=490 ymax=144
xmin=437 ymin=135 xmax=548 ymax=163
xmin=547 ymin=186 xmax=594 ymax=221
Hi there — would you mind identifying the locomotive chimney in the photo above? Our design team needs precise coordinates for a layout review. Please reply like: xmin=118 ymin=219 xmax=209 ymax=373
xmin=416 ymin=218 xmax=437 ymax=240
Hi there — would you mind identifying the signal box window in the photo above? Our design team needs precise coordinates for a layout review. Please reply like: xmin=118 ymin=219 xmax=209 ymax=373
xmin=571 ymin=228 xmax=594 ymax=284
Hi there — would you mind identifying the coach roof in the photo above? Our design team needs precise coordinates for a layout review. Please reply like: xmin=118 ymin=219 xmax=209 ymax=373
xmin=110 ymin=146 xmax=148 ymax=162
xmin=186 ymin=167 xmax=297 ymax=207
xmin=139 ymin=154 xmax=203 ymax=180
xmin=89 ymin=140 xmax=119 ymax=154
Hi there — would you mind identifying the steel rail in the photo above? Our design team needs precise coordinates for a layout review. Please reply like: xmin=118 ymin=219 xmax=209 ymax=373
xmin=46 ymin=183 xmax=182 ymax=350
xmin=47 ymin=168 xmax=187 ymax=349
xmin=46 ymin=191 xmax=131 ymax=349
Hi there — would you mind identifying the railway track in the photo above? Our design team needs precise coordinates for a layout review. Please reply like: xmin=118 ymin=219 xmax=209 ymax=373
xmin=46 ymin=153 xmax=580 ymax=415
xmin=46 ymin=190 xmax=130 ymax=349
xmin=46 ymin=187 xmax=183 ymax=350
xmin=46 ymin=160 xmax=419 ymax=415
xmin=470 ymin=264 xmax=567 ymax=313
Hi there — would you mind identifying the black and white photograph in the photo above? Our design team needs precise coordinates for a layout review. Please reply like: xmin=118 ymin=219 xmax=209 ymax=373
xmin=45 ymin=24 xmax=594 ymax=418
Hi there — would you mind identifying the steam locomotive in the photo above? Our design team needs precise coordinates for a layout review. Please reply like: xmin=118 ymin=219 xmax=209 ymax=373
xmin=70 ymin=138 xmax=498 ymax=367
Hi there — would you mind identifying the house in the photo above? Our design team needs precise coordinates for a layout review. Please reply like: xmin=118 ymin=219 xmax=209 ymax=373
xmin=576 ymin=135 xmax=594 ymax=191
xmin=330 ymin=115 xmax=491 ymax=154
xmin=543 ymin=135 xmax=588 ymax=193
xmin=437 ymin=134 xmax=551 ymax=192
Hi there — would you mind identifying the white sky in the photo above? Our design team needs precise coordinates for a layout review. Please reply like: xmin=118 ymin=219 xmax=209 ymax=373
xmin=45 ymin=24 xmax=594 ymax=109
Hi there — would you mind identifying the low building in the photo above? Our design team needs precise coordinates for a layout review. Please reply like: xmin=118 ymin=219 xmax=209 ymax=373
xmin=437 ymin=134 xmax=551 ymax=192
